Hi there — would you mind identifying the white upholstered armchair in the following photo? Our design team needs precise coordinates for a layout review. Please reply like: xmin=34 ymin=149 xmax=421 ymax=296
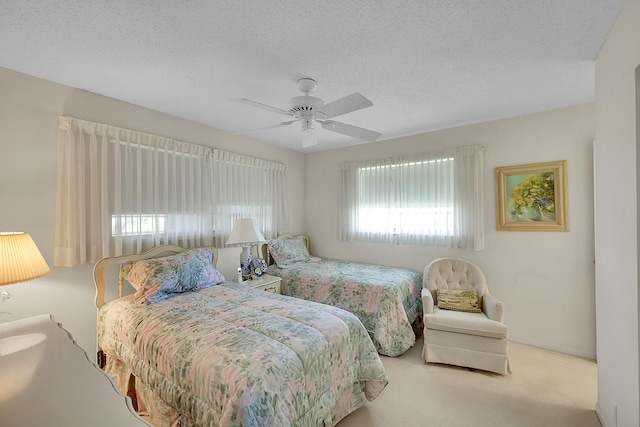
xmin=422 ymin=258 xmax=511 ymax=375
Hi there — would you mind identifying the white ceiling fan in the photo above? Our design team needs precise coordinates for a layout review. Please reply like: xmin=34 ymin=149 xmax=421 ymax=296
xmin=233 ymin=78 xmax=381 ymax=148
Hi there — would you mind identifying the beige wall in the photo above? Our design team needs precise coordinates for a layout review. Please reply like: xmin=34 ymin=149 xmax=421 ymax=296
xmin=306 ymin=104 xmax=596 ymax=359
xmin=0 ymin=67 xmax=306 ymax=352
xmin=1 ymin=66 xmax=598 ymax=367
xmin=594 ymin=0 xmax=640 ymax=425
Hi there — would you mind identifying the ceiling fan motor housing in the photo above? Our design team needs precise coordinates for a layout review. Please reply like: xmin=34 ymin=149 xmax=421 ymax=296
xmin=287 ymin=96 xmax=327 ymax=119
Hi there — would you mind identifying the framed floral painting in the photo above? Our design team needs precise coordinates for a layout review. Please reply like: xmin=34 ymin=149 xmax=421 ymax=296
xmin=495 ymin=160 xmax=568 ymax=231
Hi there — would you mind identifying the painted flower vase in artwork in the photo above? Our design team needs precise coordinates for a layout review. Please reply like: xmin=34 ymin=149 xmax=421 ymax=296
xmin=525 ymin=206 xmax=541 ymax=221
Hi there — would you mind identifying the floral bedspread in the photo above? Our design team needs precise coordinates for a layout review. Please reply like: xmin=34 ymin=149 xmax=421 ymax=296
xmin=98 ymin=282 xmax=388 ymax=427
xmin=267 ymin=259 xmax=423 ymax=357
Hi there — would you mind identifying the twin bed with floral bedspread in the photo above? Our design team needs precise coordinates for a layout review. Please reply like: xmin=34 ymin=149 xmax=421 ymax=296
xmin=93 ymin=245 xmax=388 ymax=427
xmin=259 ymin=234 xmax=423 ymax=357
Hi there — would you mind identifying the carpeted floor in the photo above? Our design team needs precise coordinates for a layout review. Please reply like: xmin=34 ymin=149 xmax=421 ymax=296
xmin=338 ymin=338 xmax=599 ymax=427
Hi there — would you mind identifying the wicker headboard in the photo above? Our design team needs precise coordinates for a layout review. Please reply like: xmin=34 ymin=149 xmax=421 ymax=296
xmin=258 ymin=234 xmax=310 ymax=266
xmin=93 ymin=245 xmax=219 ymax=308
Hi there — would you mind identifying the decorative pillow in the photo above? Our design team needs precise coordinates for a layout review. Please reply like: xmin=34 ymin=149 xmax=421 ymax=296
xmin=436 ymin=289 xmax=482 ymax=313
xmin=123 ymin=249 xmax=225 ymax=305
xmin=268 ymin=236 xmax=311 ymax=268
xmin=120 ymin=263 xmax=140 ymax=290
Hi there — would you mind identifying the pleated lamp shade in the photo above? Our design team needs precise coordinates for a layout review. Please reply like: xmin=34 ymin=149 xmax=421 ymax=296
xmin=0 ymin=232 xmax=51 ymax=286
xmin=225 ymin=219 xmax=265 ymax=246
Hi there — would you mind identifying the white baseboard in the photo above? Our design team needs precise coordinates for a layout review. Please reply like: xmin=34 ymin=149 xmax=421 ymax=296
xmin=596 ymin=402 xmax=613 ymax=427
xmin=509 ymin=335 xmax=596 ymax=360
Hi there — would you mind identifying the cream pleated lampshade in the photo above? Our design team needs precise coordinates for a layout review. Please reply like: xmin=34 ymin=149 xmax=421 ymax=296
xmin=225 ymin=218 xmax=265 ymax=246
xmin=0 ymin=232 xmax=51 ymax=286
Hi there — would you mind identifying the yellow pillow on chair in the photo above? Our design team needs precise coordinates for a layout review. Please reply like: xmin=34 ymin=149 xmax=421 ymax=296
xmin=436 ymin=289 xmax=482 ymax=313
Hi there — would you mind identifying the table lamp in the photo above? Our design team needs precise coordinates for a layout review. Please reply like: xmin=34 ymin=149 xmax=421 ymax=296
xmin=0 ymin=232 xmax=51 ymax=308
xmin=225 ymin=219 xmax=265 ymax=281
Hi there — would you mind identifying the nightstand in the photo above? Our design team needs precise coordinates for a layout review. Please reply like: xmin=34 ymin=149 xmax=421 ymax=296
xmin=248 ymin=274 xmax=281 ymax=294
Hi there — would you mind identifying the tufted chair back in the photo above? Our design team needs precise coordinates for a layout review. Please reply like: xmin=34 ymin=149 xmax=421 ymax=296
xmin=423 ymin=258 xmax=488 ymax=309
xmin=421 ymin=257 xmax=510 ymax=374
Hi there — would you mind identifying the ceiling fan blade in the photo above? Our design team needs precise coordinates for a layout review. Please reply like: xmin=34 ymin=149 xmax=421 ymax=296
xmin=320 ymin=120 xmax=382 ymax=141
xmin=321 ymin=93 xmax=373 ymax=119
xmin=231 ymin=98 xmax=292 ymax=117
xmin=301 ymin=127 xmax=318 ymax=148
xmin=235 ymin=120 xmax=296 ymax=135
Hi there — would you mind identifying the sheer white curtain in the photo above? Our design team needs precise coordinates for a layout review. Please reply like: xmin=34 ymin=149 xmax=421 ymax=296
xmin=210 ymin=149 xmax=289 ymax=247
xmin=338 ymin=145 xmax=484 ymax=250
xmin=55 ymin=117 xmax=289 ymax=267
xmin=55 ymin=117 xmax=214 ymax=267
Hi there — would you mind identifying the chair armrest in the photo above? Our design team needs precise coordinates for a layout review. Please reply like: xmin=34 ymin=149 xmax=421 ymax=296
xmin=422 ymin=288 xmax=434 ymax=314
xmin=483 ymin=293 xmax=504 ymax=322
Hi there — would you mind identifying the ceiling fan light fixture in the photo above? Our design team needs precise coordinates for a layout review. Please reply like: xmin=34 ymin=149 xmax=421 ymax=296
xmin=300 ymin=112 xmax=318 ymax=148
xmin=301 ymin=125 xmax=318 ymax=148
xmin=300 ymin=115 xmax=315 ymax=132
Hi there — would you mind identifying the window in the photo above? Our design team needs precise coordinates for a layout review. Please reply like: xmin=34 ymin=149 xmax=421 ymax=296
xmin=356 ymin=158 xmax=454 ymax=237
xmin=338 ymin=146 xmax=484 ymax=250
xmin=111 ymin=213 xmax=167 ymax=236
xmin=209 ymin=149 xmax=288 ymax=248
xmin=55 ymin=117 xmax=289 ymax=267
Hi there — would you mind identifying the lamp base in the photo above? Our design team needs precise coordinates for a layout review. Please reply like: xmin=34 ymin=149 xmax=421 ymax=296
xmin=239 ymin=246 xmax=252 ymax=279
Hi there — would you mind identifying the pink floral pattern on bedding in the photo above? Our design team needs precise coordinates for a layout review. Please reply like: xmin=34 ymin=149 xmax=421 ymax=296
xmin=267 ymin=259 xmax=423 ymax=357
xmin=98 ymin=282 xmax=388 ymax=427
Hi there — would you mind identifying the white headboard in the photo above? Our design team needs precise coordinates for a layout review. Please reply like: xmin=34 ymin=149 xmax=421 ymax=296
xmin=92 ymin=245 xmax=219 ymax=308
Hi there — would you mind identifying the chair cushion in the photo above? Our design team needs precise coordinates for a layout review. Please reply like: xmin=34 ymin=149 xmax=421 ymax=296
xmin=436 ymin=289 xmax=481 ymax=312
xmin=424 ymin=308 xmax=508 ymax=339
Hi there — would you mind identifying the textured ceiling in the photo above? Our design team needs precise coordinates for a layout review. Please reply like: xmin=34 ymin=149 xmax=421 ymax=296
xmin=0 ymin=0 xmax=626 ymax=152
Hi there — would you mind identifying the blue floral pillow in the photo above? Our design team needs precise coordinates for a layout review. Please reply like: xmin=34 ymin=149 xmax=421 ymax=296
xmin=123 ymin=248 xmax=225 ymax=305
xmin=268 ymin=236 xmax=311 ymax=268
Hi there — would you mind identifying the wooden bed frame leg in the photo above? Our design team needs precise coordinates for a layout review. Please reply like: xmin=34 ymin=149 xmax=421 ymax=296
xmin=97 ymin=349 xmax=107 ymax=369
xmin=97 ymin=350 xmax=138 ymax=413
xmin=127 ymin=373 xmax=138 ymax=411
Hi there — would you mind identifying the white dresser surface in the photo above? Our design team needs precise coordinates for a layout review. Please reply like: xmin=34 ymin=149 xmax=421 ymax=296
xmin=0 ymin=314 xmax=150 ymax=426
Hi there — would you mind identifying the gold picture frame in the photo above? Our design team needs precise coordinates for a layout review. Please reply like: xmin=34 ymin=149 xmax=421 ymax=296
xmin=495 ymin=160 xmax=568 ymax=231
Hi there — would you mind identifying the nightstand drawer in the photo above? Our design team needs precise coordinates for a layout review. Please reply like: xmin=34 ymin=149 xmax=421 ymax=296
xmin=248 ymin=275 xmax=281 ymax=294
